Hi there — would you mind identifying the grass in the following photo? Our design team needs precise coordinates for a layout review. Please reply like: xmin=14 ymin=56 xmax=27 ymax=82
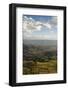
xmin=23 ymin=59 xmax=57 ymax=75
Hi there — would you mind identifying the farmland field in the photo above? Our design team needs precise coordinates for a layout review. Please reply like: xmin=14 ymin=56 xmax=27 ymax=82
xmin=23 ymin=40 xmax=57 ymax=75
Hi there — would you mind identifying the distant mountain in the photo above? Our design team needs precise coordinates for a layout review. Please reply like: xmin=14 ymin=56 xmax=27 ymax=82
xmin=23 ymin=40 xmax=57 ymax=46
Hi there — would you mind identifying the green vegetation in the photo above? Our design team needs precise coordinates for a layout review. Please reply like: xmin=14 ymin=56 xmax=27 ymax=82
xmin=23 ymin=44 xmax=57 ymax=75
xmin=23 ymin=59 xmax=57 ymax=74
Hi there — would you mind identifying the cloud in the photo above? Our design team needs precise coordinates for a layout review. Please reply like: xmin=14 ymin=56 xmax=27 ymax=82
xmin=23 ymin=16 xmax=54 ymax=33
xmin=23 ymin=15 xmax=57 ymax=40
xmin=49 ymin=17 xmax=57 ymax=27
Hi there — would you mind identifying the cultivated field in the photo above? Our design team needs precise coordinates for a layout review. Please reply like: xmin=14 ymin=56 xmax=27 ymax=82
xmin=23 ymin=59 xmax=57 ymax=74
xmin=23 ymin=40 xmax=57 ymax=75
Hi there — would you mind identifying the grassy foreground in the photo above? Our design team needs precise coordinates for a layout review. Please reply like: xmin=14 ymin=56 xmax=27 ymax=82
xmin=23 ymin=59 xmax=57 ymax=75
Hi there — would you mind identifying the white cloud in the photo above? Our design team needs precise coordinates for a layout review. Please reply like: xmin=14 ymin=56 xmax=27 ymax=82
xmin=44 ymin=23 xmax=51 ymax=29
xmin=49 ymin=16 xmax=57 ymax=27
xmin=23 ymin=16 xmax=57 ymax=40
xmin=23 ymin=16 xmax=54 ymax=33
xmin=36 ymin=25 xmax=42 ymax=30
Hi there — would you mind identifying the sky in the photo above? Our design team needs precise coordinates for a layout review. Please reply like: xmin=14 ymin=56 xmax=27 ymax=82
xmin=23 ymin=15 xmax=57 ymax=40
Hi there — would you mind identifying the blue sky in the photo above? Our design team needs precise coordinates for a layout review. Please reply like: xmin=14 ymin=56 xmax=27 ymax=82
xmin=25 ymin=15 xmax=53 ymax=22
xmin=23 ymin=15 xmax=57 ymax=40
